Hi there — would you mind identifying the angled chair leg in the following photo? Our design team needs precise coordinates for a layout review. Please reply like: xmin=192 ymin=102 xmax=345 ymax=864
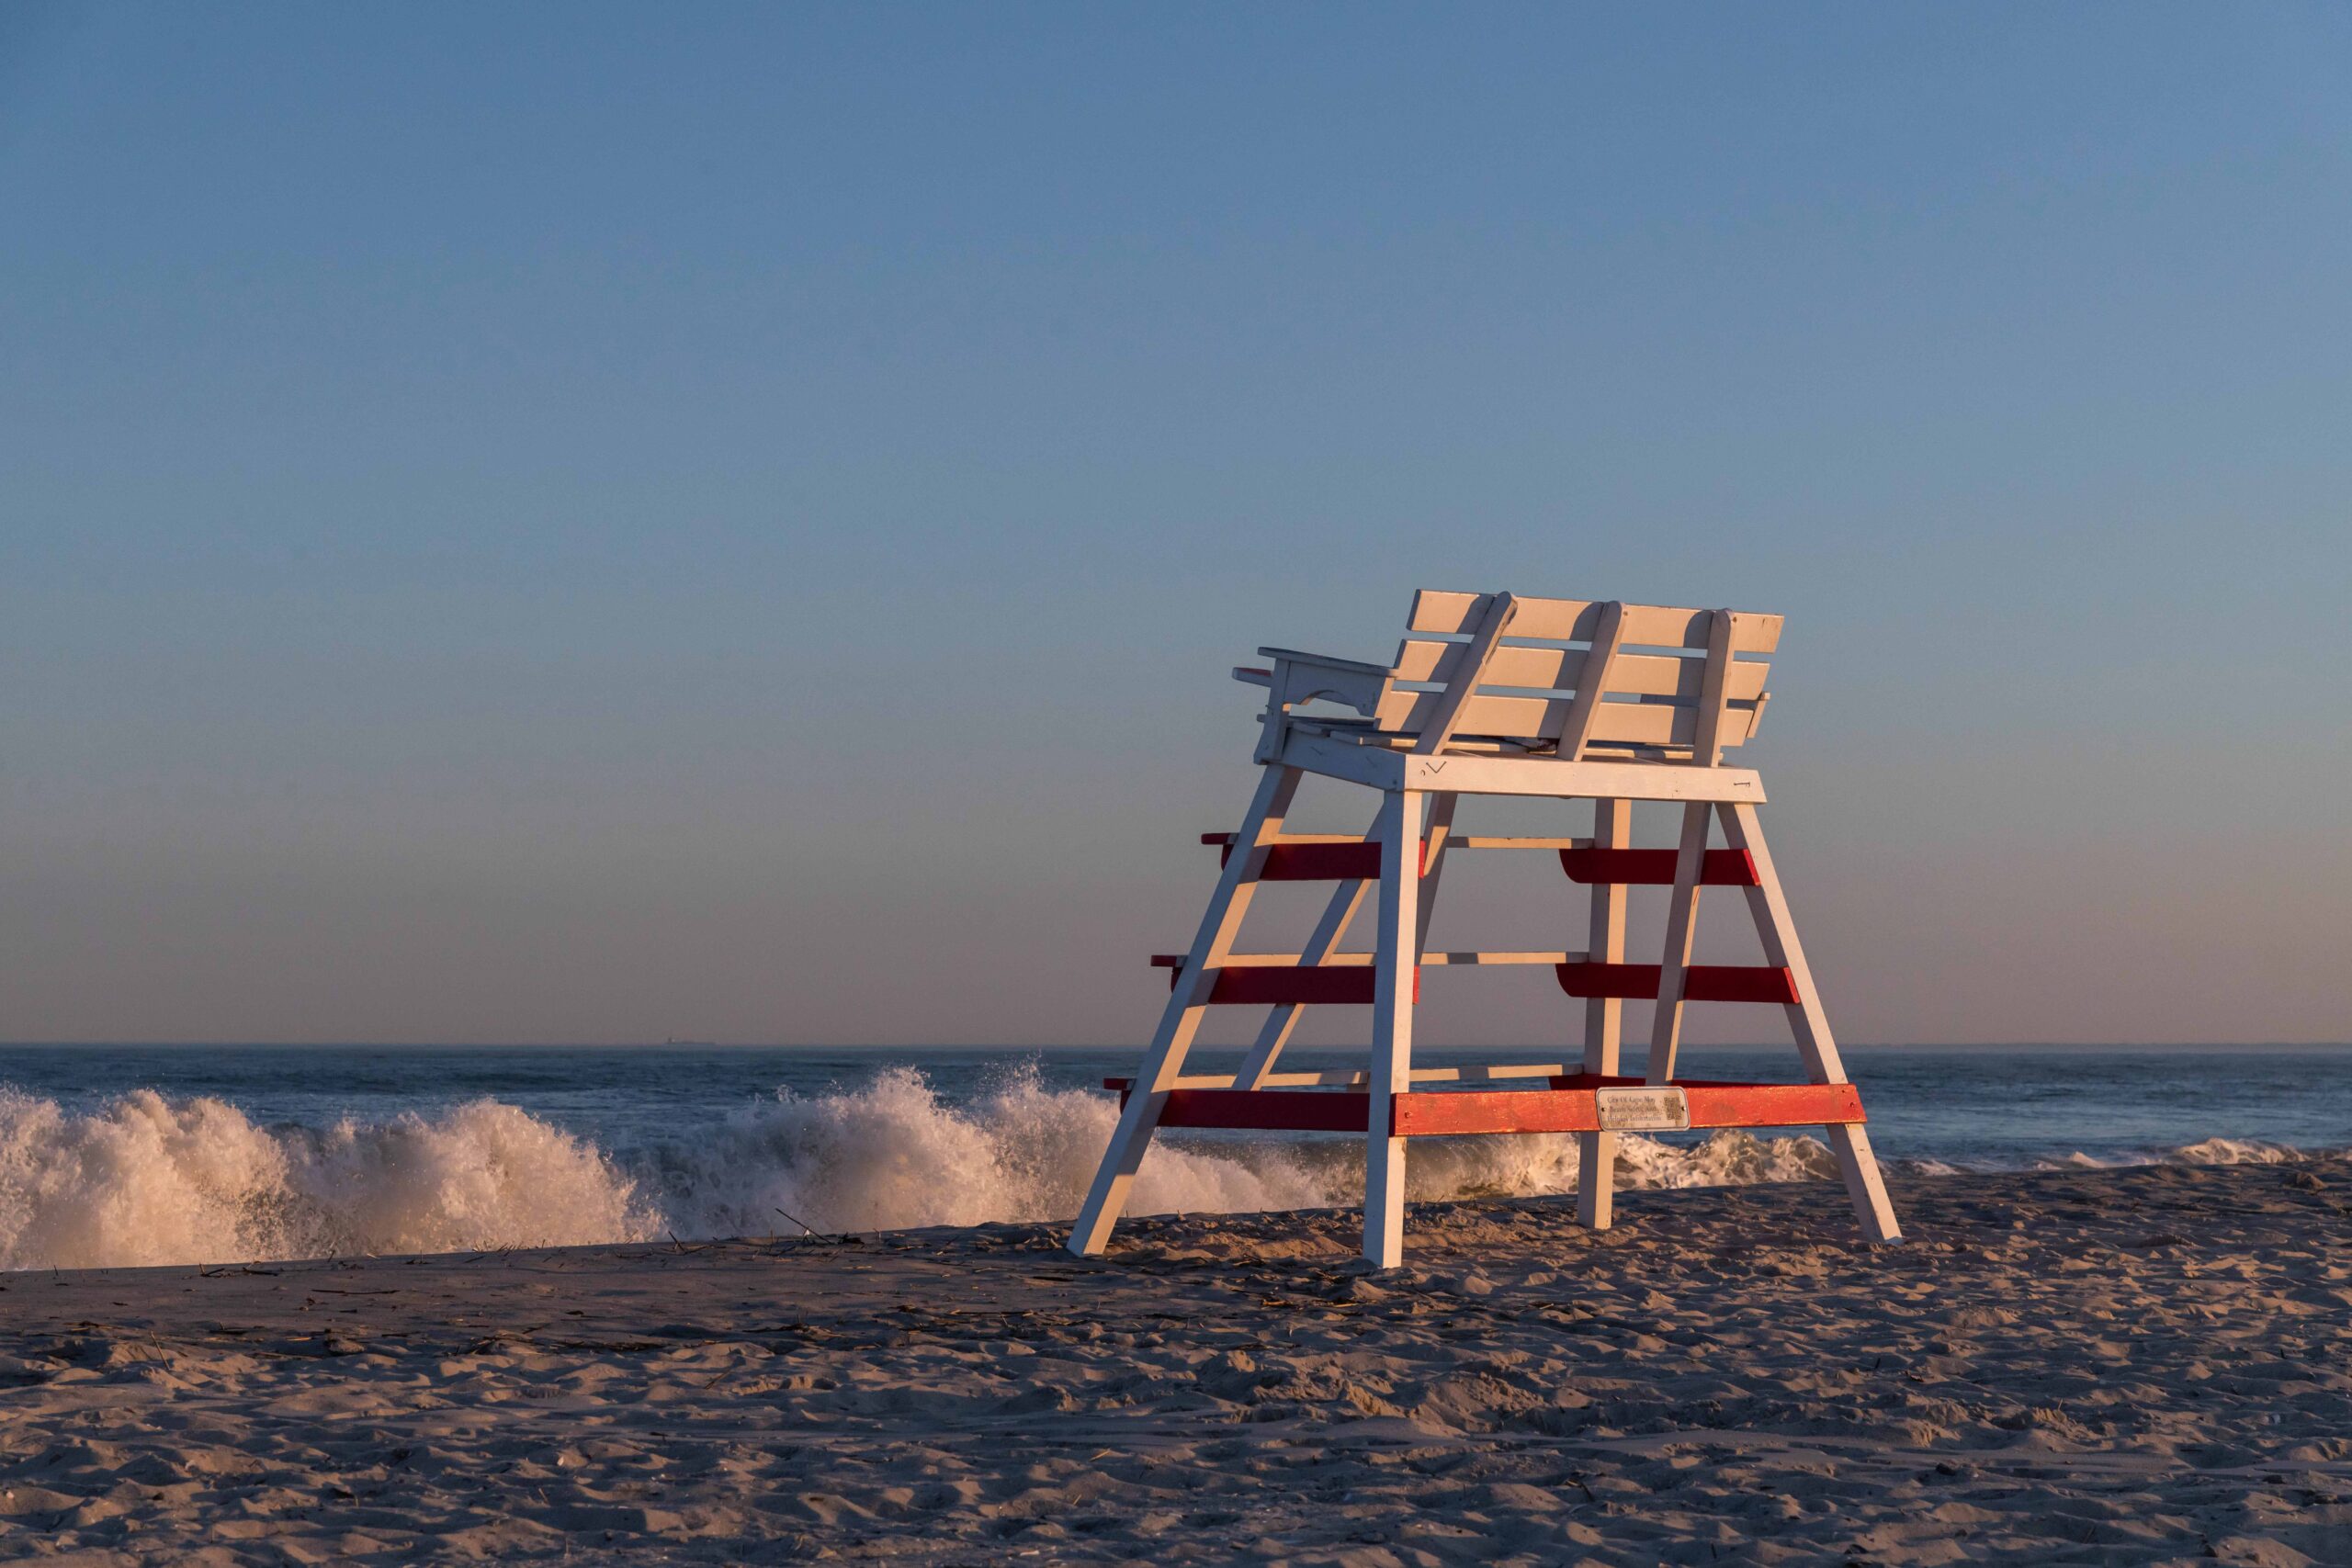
xmin=1645 ymin=801 xmax=1713 ymax=1086
xmin=1233 ymin=875 xmax=1367 ymax=1090
xmin=1414 ymin=794 xmax=1459 ymax=940
xmin=1824 ymin=1123 xmax=1902 ymax=1245
xmin=1577 ymin=797 xmax=1631 ymax=1229
xmin=1069 ymin=764 xmax=1301 ymax=1257
xmin=1716 ymin=801 xmax=1903 ymax=1244
xmin=1363 ymin=788 xmax=1426 ymax=1269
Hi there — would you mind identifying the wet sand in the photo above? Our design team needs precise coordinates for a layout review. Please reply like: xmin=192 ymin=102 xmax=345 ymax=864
xmin=4 ymin=1159 xmax=2349 ymax=1565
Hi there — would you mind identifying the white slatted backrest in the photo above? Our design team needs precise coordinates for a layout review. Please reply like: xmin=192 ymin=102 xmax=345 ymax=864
xmin=1379 ymin=590 xmax=1782 ymax=760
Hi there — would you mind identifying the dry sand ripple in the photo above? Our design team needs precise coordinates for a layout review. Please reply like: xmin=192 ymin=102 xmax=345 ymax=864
xmin=3 ymin=1160 xmax=2349 ymax=1565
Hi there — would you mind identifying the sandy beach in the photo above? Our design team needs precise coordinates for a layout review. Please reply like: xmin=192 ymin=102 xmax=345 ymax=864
xmin=4 ymin=1159 xmax=2348 ymax=1566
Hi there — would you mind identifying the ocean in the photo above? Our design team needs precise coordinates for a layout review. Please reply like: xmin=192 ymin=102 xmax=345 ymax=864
xmin=1 ymin=1043 xmax=2344 ymax=1272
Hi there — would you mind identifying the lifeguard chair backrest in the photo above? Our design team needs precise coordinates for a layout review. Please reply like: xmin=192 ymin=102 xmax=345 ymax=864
xmin=1383 ymin=590 xmax=1783 ymax=760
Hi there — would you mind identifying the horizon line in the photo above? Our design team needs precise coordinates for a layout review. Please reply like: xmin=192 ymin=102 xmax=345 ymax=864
xmin=0 ymin=1040 xmax=2346 ymax=1053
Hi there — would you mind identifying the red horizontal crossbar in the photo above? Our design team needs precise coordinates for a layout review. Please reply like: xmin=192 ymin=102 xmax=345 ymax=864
xmin=1128 ymin=1077 xmax=1864 ymax=1135
xmin=1559 ymin=847 xmax=1760 ymax=886
xmin=1204 ymin=834 xmax=1426 ymax=880
xmin=1555 ymin=962 xmax=1798 ymax=1005
xmin=1392 ymin=1079 xmax=1863 ymax=1136
xmin=1151 ymin=957 xmax=1419 ymax=1004
xmin=1156 ymin=1089 xmax=1373 ymax=1133
xmin=1175 ymin=965 xmax=1419 ymax=1005
xmin=1208 ymin=966 xmax=1378 ymax=1006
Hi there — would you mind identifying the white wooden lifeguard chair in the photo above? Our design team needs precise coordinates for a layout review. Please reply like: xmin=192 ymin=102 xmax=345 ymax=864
xmin=1070 ymin=590 xmax=1901 ymax=1268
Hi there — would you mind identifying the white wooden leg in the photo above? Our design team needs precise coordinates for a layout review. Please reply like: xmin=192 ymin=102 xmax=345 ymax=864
xmin=1645 ymin=801 xmax=1712 ymax=1086
xmin=1577 ymin=1138 xmax=1620 ymax=1230
xmin=1577 ymin=797 xmax=1629 ymax=1229
xmin=1363 ymin=788 xmax=1425 ymax=1269
xmin=1716 ymin=801 xmax=1903 ymax=1244
xmin=1826 ymin=1124 xmax=1902 ymax=1244
xmin=1069 ymin=764 xmax=1300 ymax=1257
xmin=1414 ymin=795 xmax=1458 ymax=940
xmin=1233 ymin=1006 xmax=1301 ymax=1094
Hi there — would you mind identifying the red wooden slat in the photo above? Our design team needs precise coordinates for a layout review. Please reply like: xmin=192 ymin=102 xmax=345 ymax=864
xmin=1148 ymin=961 xmax=1421 ymax=1003
xmin=1558 ymin=847 xmax=1760 ymax=886
xmin=1156 ymin=1089 xmax=1373 ymax=1133
xmin=1208 ymin=966 xmax=1375 ymax=1006
xmin=1120 ymin=1078 xmax=1865 ymax=1135
xmin=1200 ymin=965 xmax=1419 ymax=1006
xmin=1391 ymin=1081 xmax=1864 ymax=1136
xmin=1263 ymin=841 xmax=1384 ymax=880
xmin=1208 ymin=836 xmax=1427 ymax=879
xmin=1117 ymin=1071 xmax=1799 ymax=1091
xmin=1555 ymin=961 xmax=1798 ymax=1005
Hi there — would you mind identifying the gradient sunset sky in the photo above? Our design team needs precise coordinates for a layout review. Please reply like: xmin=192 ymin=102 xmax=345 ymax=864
xmin=3 ymin=4 xmax=2346 ymax=1046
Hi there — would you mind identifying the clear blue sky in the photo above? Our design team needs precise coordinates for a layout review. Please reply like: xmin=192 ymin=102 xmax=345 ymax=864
xmin=3 ymin=3 xmax=2346 ymax=1045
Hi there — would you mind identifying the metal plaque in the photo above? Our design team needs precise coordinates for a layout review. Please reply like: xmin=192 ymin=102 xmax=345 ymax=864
xmin=1593 ymin=1086 xmax=1691 ymax=1132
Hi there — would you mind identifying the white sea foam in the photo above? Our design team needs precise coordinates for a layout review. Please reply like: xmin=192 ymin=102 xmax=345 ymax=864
xmin=0 ymin=1089 xmax=654 ymax=1271
xmin=641 ymin=1066 xmax=1329 ymax=1239
xmin=2034 ymin=1136 xmax=2307 ymax=1171
xmin=0 ymin=1069 xmax=2333 ymax=1271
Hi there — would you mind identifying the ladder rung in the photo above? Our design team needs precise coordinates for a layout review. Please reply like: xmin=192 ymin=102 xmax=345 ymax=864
xmin=1202 ymin=966 xmax=1400 ymax=1007
xmin=1421 ymin=950 xmax=1578 ymax=966
xmin=1555 ymin=962 xmax=1798 ymax=1005
xmin=1144 ymin=966 xmax=1429 ymax=1005
xmin=1258 ymin=841 xmax=1383 ymax=880
xmin=1200 ymin=836 xmax=1408 ymax=880
xmin=1559 ymin=847 xmax=1760 ymax=886
xmin=1204 ymin=832 xmax=1589 ymax=876
xmin=1201 ymin=832 xmax=1355 ymax=846
xmin=1152 ymin=950 xmax=1579 ymax=974
xmin=1110 ymin=1063 xmax=1577 ymax=1091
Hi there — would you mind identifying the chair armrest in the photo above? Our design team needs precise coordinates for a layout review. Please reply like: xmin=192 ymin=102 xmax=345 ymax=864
xmin=1254 ymin=647 xmax=1392 ymax=718
xmin=1255 ymin=647 xmax=1392 ymax=678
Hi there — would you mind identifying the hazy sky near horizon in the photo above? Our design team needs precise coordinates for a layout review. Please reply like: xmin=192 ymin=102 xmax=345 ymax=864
xmin=3 ymin=4 xmax=2348 ymax=1047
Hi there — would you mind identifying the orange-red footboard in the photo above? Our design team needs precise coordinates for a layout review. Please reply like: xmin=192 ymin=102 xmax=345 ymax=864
xmin=1107 ymin=1073 xmax=1864 ymax=1137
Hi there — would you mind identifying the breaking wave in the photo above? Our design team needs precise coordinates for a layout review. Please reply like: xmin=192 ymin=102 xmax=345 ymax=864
xmin=0 ymin=1068 xmax=2333 ymax=1271
xmin=0 ymin=1088 xmax=649 ymax=1271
